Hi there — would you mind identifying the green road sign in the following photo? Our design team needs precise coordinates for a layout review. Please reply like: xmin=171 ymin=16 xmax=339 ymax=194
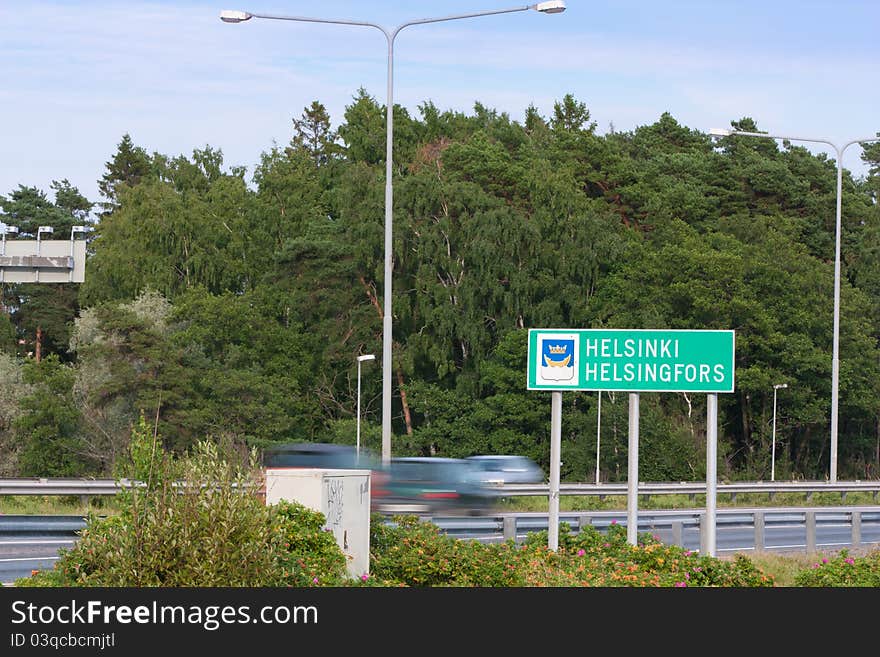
xmin=527 ymin=329 xmax=735 ymax=393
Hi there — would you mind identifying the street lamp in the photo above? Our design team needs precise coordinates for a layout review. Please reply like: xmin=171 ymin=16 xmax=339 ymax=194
xmin=356 ymin=354 xmax=376 ymax=460
xmin=221 ymin=3 xmax=566 ymax=466
xmin=710 ymin=127 xmax=879 ymax=482
xmin=771 ymin=383 xmax=788 ymax=482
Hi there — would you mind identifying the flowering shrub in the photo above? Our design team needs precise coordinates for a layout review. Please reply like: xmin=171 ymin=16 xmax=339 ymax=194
xmin=364 ymin=516 xmax=774 ymax=587
xmin=269 ymin=500 xmax=347 ymax=587
xmin=793 ymin=549 xmax=880 ymax=587
xmin=368 ymin=514 xmax=532 ymax=586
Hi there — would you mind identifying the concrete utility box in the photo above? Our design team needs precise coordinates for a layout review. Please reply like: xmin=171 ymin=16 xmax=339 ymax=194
xmin=264 ymin=468 xmax=370 ymax=578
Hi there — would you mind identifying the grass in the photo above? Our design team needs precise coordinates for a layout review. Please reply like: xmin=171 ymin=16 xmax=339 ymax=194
xmin=0 ymin=495 xmax=122 ymax=516
xmin=2 ymin=488 xmax=876 ymax=516
xmin=744 ymin=551 xmax=821 ymax=586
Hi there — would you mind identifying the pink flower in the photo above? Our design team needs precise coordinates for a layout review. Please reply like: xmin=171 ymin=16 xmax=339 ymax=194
xmin=361 ymin=573 xmax=369 ymax=581
xmin=845 ymin=558 xmax=855 ymax=565
xmin=312 ymin=577 xmax=319 ymax=584
xmin=577 ymin=549 xmax=585 ymax=556
xmin=822 ymin=558 xmax=828 ymax=564
xmin=611 ymin=520 xmax=617 ymax=525
xmin=674 ymin=581 xmax=687 ymax=587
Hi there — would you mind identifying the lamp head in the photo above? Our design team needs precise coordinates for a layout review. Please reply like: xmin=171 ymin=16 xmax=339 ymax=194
xmin=357 ymin=354 xmax=376 ymax=362
xmin=3 ymin=225 xmax=18 ymax=237
xmin=37 ymin=226 xmax=54 ymax=236
xmin=534 ymin=1 xmax=566 ymax=13
xmin=774 ymin=383 xmax=788 ymax=390
xmin=709 ymin=128 xmax=732 ymax=138
xmin=220 ymin=9 xmax=252 ymax=23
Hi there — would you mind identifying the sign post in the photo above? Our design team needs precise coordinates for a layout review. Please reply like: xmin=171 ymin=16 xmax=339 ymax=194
xmin=528 ymin=328 xmax=734 ymax=553
xmin=627 ymin=392 xmax=639 ymax=546
xmin=704 ymin=393 xmax=718 ymax=555
xmin=548 ymin=392 xmax=562 ymax=551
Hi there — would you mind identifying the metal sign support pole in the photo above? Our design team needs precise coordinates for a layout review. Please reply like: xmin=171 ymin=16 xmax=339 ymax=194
xmin=705 ymin=393 xmax=718 ymax=556
xmin=595 ymin=392 xmax=601 ymax=484
xmin=627 ymin=392 xmax=639 ymax=545
xmin=548 ymin=391 xmax=562 ymax=551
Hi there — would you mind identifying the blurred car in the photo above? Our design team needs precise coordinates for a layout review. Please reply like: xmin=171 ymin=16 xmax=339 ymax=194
xmin=262 ymin=442 xmax=372 ymax=470
xmin=465 ymin=455 xmax=544 ymax=485
xmin=375 ymin=456 xmax=495 ymax=516
xmin=261 ymin=442 xmax=389 ymax=508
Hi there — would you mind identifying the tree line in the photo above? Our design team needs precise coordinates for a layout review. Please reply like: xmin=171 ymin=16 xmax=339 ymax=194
xmin=1 ymin=91 xmax=879 ymax=482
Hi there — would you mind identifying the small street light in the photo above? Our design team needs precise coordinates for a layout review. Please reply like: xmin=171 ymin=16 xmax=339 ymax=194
xmin=771 ymin=383 xmax=788 ymax=482
xmin=356 ymin=354 xmax=376 ymax=460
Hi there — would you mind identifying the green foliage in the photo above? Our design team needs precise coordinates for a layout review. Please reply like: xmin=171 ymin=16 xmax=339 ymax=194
xmin=793 ymin=549 xmax=880 ymax=587
xmin=369 ymin=514 xmax=532 ymax=587
xmin=270 ymin=500 xmax=348 ymax=587
xmin=113 ymin=410 xmax=170 ymax=489
xmin=17 ymin=437 xmax=347 ymax=587
xmin=0 ymin=94 xmax=876 ymax=480
xmin=368 ymin=515 xmax=773 ymax=587
xmin=13 ymin=355 xmax=88 ymax=476
xmin=0 ymin=353 xmax=28 ymax=475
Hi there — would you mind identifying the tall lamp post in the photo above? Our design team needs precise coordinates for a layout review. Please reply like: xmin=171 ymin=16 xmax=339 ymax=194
xmin=221 ymin=2 xmax=567 ymax=466
xmin=771 ymin=383 xmax=788 ymax=482
xmin=710 ymin=127 xmax=879 ymax=482
xmin=356 ymin=354 xmax=375 ymax=460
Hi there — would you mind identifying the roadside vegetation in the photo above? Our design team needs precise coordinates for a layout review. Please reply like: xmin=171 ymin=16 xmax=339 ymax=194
xmin=7 ymin=436 xmax=877 ymax=588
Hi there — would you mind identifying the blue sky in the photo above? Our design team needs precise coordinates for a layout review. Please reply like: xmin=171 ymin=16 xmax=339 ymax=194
xmin=1 ymin=0 xmax=878 ymax=216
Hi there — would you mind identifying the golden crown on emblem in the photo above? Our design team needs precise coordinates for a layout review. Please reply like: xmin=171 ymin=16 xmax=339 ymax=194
xmin=547 ymin=344 xmax=567 ymax=354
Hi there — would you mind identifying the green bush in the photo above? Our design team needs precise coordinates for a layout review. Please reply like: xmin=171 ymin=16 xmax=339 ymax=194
xmin=793 ymin=549 xmax=880 ymax=587
xmin=365 ymin=515 xmax=774 ymax=587
xmin=16 ymin=435 xmax=347 ymax=587
xmin=271 ymin=499 xmax=347 ymax=587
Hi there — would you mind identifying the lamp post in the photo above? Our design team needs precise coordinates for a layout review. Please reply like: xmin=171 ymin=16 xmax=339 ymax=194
xmin=221 ymin=2 xmax=566 ymax=466
xmin=771 ymin=383 xmax=788 ymax=482
xmin=356 ymin=354 xmax=375 ymax=460
xmin=710 ymin=127 xmax=880 ymax=482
